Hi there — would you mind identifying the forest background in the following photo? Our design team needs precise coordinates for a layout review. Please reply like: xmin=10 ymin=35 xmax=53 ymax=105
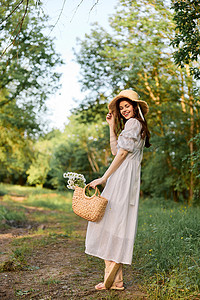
xmin=0 ymin=0 xmax=200 ymax=206
xmin=0 ymin=1 xmax=199 ymax=298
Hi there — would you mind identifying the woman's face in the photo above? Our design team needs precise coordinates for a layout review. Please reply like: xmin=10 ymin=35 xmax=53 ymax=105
xmin=119 ymin=100 xmax=135 ymax=120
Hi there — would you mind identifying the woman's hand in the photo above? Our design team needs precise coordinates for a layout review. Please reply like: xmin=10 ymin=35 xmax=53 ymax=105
xmin=106 ymin=111 xmax=115 ymax=127
xmin=89 ymin=177 xmax=107 ymax=189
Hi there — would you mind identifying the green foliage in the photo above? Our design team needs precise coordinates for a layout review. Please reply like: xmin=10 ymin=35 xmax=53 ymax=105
xmin=48 ymin=115 xmax=111 ymax=189
xmin=72 ymin=94 xmax=109 ymax=124
xmin=171 ymin=0 xmax=200 ymax=79
xmin=189 ymin=133 xmax=200 ymax=178
xmin=75 ymin=0 xmax=176 ymax=101
xmin=0 ymin=0 xmax=63 ymax=183
xmin=74 ymin=0 xmax=199 ymax=203
xmin=26 ymin=140 xmax=53 ymax=186
xmin=183 ymin=132 xmax=200 ymax=205
xmin=142 ymin=106 xmax=192 ymax=200
xmin=23 ymin=114 xmax=111 ymax=190
xmin=0 ymin=0 xmax=63 ymax=108
xmin=0 ymin=93 xmax=34 ymax=180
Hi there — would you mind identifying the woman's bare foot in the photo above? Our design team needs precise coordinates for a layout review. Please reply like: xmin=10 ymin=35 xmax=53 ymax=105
xmin=95 ymin=281 xmax=124 ymax=291
xmin=111 ymin=264 xmax=124 ymax=290
xmin=114 ymin=281 xmax=124 ymax=288
xmin=95 ymin=282 xmax=106 ymax=290
xmin=111 ymin=281 xmax=124 ymax=290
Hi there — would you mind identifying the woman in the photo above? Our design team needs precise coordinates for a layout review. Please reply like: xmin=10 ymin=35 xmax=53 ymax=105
xmin=86 ymin=89 xmax=151 ymax=290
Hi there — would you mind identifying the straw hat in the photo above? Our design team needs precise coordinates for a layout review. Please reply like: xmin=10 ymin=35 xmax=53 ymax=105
xmin=108 ymin=89 xmax=149 ymax=116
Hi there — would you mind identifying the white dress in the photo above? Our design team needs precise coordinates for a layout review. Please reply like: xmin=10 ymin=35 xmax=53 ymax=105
xmin=85 ymin=118 xmax=145 ymax=265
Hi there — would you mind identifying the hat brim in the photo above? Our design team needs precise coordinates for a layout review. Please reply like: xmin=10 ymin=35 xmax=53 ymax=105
xmin=108 ymin=95 xmax=149 ymax=115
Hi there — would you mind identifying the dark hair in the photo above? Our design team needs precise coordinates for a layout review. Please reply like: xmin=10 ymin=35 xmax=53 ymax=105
xmin=114 ymin=98 xmax=151 ymax=148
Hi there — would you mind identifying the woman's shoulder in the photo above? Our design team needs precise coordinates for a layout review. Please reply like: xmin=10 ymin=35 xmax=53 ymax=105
xmin=125 ymin=118 xmax=141 ymax=129
xmin=119 ymin=118 xmax=141 ymax=141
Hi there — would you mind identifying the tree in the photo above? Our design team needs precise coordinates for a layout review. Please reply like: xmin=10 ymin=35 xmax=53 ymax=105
xmin=0 ymin=90 xmax=34 ymax=183
xmin=171 ymin=0 xmax=200 ymax=79
xmin=170 ymin=0 xmax=200 ymax=204
xmin=183 ymin=132 xmax=200 ymax=205
xmin=0 ymin=0 xmax=62 ymax=109
xmin=74 ymin=0 xmax=200 ymax=203
xmin=26 ymin=140 xmax=53 ymax=187
xmin=26 ymin=129 xmax=62 ymax=187
xmin=48 ymin=114 xmax=111 ymax=190
xmin=0 ymin=0 xmax=63 ymax=182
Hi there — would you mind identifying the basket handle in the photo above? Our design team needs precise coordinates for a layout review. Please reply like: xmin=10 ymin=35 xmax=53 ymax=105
xmin=83 ymin=184 xmax=100 ymax=198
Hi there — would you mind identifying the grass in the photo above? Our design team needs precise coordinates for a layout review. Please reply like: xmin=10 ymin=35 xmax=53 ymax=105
xmin=133 ymin=198 xmax=200 ymax=299
xmin=25 ymin=193 xmax=73 ymax=212
xmin=0 ymin=205 xmax=27 ymax=223
xmin=0 ymin=183 xmax=199 ymax=299
xmin=41 ymin=277 xmax=61 ymax=285
xmin=0 ymin=182 xmax=63 ymax=196
xmin=15 ymin=288 xmax=35 ymax=297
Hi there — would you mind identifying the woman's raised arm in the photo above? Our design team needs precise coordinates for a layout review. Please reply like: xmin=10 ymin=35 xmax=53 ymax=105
xmin=106 ymin=112 xmax=118 ymax=155
xmin=109 ymin=126 xmax=118 ymax=155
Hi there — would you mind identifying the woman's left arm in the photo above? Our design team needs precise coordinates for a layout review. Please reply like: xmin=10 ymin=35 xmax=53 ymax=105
xmin=89 ymin=148 xmax=128 ymax=188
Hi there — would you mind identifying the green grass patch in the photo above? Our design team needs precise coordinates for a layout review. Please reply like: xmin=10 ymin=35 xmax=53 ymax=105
xmin=133 ymin=197 xmax=200 ymax=299
xmin=15 ymin=289 xmax=35 ymax=297
xmin=11 ymin=232 xmax=68 ymax=249
xmin=0 ymin=247 xmax=30 ymax=272
xmin=25 ymin=193 xmax=72 ymax=212
xmin=0 ymin=183 xmax=56 ymax=196
xmin=0 ymin=205 xmax=27 ymax=226
xmin=41 ymin=277 xmax=61 ymax=286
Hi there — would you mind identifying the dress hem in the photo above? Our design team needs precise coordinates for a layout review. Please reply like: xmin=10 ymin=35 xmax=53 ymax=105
xmin=85 ymin=250 xmax=132 ymax=265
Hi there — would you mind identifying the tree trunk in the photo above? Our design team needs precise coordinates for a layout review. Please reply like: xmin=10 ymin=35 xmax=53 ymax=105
xmin=186 ymin=64 xmax=194 ymax=205
xmin=91 ymin=151 xmax=99 ymax=172
xmin=87 ymin=153 xmax=97 ymax=172
xmin=87 ymin=152 xmax=99 ymax=173
xmin=173 ymin=190 xmax=179 ymax=202
xmin=180 ymin=69 xmax=186 ymax=113
xmin=142 ymin=71 xmax=164 ymax=135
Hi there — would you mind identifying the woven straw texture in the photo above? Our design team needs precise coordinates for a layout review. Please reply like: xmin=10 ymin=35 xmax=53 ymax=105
xmin=72 ymin=185 xmax=108 ymax=222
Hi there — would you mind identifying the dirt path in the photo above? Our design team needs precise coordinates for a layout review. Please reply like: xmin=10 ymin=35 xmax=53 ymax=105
xmin=0 ymin=203 xmax=147 ymax=299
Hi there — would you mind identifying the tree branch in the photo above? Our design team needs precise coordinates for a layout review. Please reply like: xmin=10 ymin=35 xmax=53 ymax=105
xmin=70 ymin=0 xmax=100 ymax=22
xmin=47 ymin=0 xmax=67 ymax=36
xmin=89 ymin=0 xmax=100 ymax=14
xmin=0 ymin=0 xmax=24 ymax=26
xmin=1 ymin=0 xmax=29 ymax=58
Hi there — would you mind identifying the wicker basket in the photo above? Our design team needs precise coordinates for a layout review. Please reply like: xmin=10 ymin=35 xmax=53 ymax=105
xmin=72 ymin=184 xmax=108 ymax=222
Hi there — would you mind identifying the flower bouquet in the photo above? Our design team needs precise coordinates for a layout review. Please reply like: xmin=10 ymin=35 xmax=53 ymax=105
xmin=63 ymin=172 xmax=92 ymax=197
xmin=63 ymin=172 xmax=86 ymax=190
